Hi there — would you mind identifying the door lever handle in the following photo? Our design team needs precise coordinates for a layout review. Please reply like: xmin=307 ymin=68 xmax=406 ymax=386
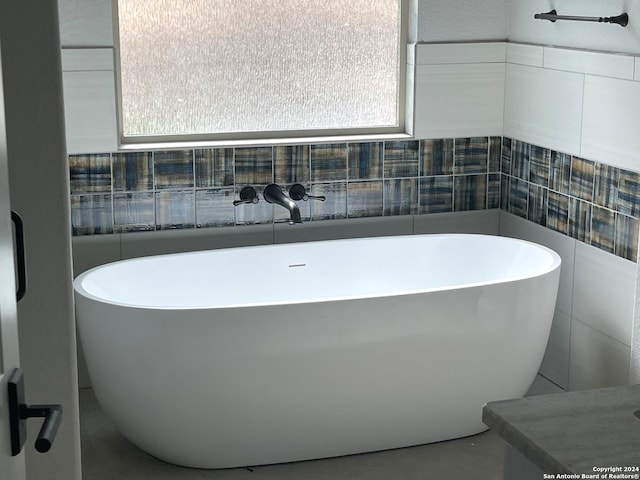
xmin=11 ymin=211 xmax=26 ymax=302
xmin=8 ymin=368 xmax=63 ymax=455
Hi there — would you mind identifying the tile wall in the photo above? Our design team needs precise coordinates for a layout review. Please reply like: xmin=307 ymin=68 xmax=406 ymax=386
xmin=68 ymin=136 xmax=640 ymax=262
xmin=69 ymin=137 xmax=502 ymax=233
xmin=501 ymin=138 xmax=640 ymax=262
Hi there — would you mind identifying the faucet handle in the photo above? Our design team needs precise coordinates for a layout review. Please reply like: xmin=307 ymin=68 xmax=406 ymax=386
xmin=233 ymin=186 xmax=259 ymax=206
xmin=289 ymin=184 xmax=325 ymax=202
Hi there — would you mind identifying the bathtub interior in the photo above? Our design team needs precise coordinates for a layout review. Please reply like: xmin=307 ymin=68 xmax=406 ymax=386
xmin=75 ymin=234 xmax=560 ymax=309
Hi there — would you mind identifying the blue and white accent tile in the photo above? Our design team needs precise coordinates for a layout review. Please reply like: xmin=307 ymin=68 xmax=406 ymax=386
xmin=489 ymin=137 xmax=501 ymax=173
xmin=384 ymin=178 xmax=418 ymax=216
xmin=593 ymin=163 xmax=618 ymax=211
xmin=195 ymin=188 xmax=236 ymax=228
xmin=454 ymin=174 xmax=486 ymax=211
xmin=348 ymin=181 xmax=383 ymax=218
xmin=66 ymin=137 xmax=640 ymax=264
xmin=528 ymin=184 xmax=547 ymax=227
xmin=113 ymin=192 xmax=155 ymax=233
xmin=569 ymin=157 xmax=595 ymax=202
xmin=112 ymin=152 xmax=153 ymax=192
xmin=547 ymin=191 xmax=569 ymax=235
xmin=549 ymin=151 xmax=571 ymax=195
xmin=384 ymin=140 xmax=419 ymax=178
xmin=310 ymin=182 xmax=347 ymax=220
xmin=590 ymin=205 xmax=616 ymax=255
xmin=419 ymin=176 xmax=453 ymax=214
xmin=235 ymin=147 xmax=273 ymax=185
xmin=275 ymin=146 xmax=310 ymax=184
xmin=153 ymin=150 xmax=194 ymax=189
xmin=508 ymin=177 xmax=528 ymax=219
xmin=348 ymin=142 xmax=383 ymax=180
xmin=488 ymin=173 xmax=501 ymax=209
xmin=421 ymin=139 xmax=453 ymax=176
xmin=501 ymin=137 xmax=513 ymax=175
xmin=311 ymin=144 xmax=347 ymax=182
xmin=69 ymin=154 xmax=111 ymax=194
xmin=511 ymin=141 xmax=530 ymax=181
xmin=529 ymin=145 xmax=550 ymax=188
xmin=155 ymin=190 xmax=195 ymax=229
xmin=454 ymin=137 xmax=488 ymax=175
xmin=195 ymin=148 xmax=234 ymax=187
xmin=617 ymin=169 xmax=640 ymax=219
xmin=71 ymin=194 xmax=113 ymax=235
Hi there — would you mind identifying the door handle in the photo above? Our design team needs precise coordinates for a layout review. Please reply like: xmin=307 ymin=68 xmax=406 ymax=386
xmin=11 ymin=211 xmax=26 ymax=302
xmin=8 ymin=368 xmax=63 ymax=455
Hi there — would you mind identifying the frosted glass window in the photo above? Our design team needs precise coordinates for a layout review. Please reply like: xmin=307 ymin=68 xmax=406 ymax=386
xmin=117 ymin=0 xmax=403 ymax=140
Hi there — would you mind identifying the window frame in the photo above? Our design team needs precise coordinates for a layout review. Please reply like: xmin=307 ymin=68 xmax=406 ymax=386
xmin=113 ymin=0 xmax=410 ymax=147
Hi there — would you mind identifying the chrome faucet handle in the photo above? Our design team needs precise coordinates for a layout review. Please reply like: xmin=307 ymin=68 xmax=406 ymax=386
xmin=289 ymin=183 xmax=325 ymax=202
xmin=233 ymin=186 xmax=259 ymax=206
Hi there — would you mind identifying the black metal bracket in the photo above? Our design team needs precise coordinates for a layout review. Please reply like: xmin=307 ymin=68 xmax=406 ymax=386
xmin=8 ymin=368 xmax=63 ymax=456
xmin=534 ymin=9 xmax=629 ymax=27
xmin=10 ymin=211 xmax=26 ymax=302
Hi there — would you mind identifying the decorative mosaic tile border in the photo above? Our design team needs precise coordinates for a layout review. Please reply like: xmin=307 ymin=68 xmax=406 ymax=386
xmin=501 ymin=138 xmax=640 ymax=262
xmin=68 ymin=136 xmax=640 ymax=262
xmin=69 ymin=136 xmax=501 ymax=234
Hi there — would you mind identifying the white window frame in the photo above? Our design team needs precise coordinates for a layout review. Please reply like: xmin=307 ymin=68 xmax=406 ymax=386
xmin=112 ymin=0 xmax=411 ymax=147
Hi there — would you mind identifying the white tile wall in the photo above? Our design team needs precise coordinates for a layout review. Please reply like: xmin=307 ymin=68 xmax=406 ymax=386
xmin=414 ymin=63 xmax=505 ymax=138
xmin=506 ymin=43 xmax=543 ymax=67
xmin=572 ymin=242 xmax=636 ymax=347
xmin=413 ymin=210 xmax=500 ymax=235
xmin=581 ymin=75 xmax=640 ymax=171
xmin=498 ymin=211 xmax=635 ymax=392
xmin=61 ymin=48 xmax=118 ymax=154
xmin=543 ymin=47 xmax=635 ymax=80
xmin=569 ymin=320 xmax=630 ymax=391
xmin=503 ymin=63 xmax=583 ymax=156
xmin=414 ymin=42 xmax=506 ymax=65
xmin=539 ymin=310 xmax=571 ymax=389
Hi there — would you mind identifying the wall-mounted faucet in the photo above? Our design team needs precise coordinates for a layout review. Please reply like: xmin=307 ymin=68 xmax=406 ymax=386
xmin=263 ymin=183 xmax=302 ymax=224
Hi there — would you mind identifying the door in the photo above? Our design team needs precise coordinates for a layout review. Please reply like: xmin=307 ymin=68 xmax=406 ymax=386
xmin=0 ymin=39 xmax=27 ymax=479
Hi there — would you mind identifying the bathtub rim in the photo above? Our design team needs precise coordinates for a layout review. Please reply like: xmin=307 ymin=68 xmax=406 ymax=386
xmin=73 ymin=233 xmax=562 ymax=310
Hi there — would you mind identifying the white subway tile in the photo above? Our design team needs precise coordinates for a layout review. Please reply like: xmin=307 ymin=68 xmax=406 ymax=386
xmin=506 ymin=43 xmax=543 ymax=67
xmin=120 ymin=224 xmax=274 ymax=259
xmin=63 ymin=70 xmax=118 ymax=154
xmin=413 ymin=210 xmax=500 ymax=235
xmin=414 ymin=42 xmax=506 ymax=65
xmin=572 ymin=242 xmax=635 ymax=346
xmin=569 ymin=319 xmax=630 ymax=391
xmin=413 ymin=63 xmax=504 ymax=138
xmin=539 ymin=309 xmax=571 ymax=389
xmin=581 ymin=75 xmax=640 ymax=171
xmin=504 ymin=64 xmax=583 ymax=156
xmin=543 ymin=47 xmax=635 ymax=80
xmin=72 ymin=235 xmax=121 ymax=277
xmin=61 ymin=47 xmax=114 ymax=72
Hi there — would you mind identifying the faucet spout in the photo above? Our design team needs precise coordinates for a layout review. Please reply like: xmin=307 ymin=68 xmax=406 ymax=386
xmin=263 ymin=184 xmax=302 ymax=224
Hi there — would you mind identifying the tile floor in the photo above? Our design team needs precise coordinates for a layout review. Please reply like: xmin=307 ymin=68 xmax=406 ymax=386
xmin=79 ymin=389 xmax=506 ymax=480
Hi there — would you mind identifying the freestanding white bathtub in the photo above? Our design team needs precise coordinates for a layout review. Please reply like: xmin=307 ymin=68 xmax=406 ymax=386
xmin=74 ymin=234 xmax=561 ymax=469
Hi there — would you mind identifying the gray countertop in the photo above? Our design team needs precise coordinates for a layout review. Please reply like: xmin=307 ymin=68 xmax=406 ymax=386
xmin=482 ymin=384 xmax=640 ymax=474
